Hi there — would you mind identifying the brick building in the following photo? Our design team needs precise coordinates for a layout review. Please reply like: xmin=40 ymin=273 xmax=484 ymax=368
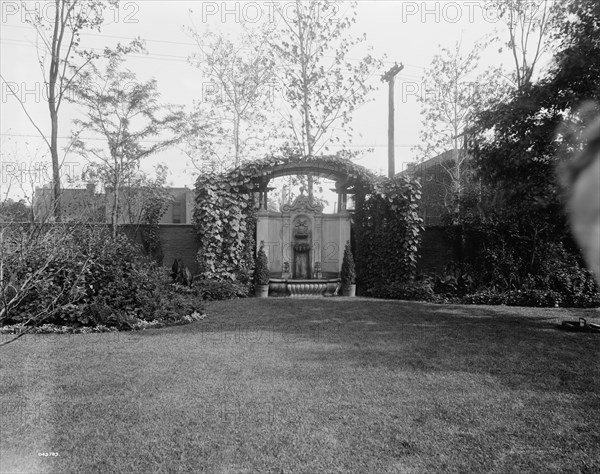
xmin=33 ymin=185 xmax=194 ymax=224
xmin=398 ymin=150 xmax=470 ymax=227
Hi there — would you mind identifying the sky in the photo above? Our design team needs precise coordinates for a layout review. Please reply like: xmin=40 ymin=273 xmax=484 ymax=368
xmin=0 ymin=0 xmax=547 ymax=202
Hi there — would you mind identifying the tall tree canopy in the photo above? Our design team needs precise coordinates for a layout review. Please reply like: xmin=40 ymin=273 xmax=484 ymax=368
xmin=267 ymin=0 xmax=383 ymax=197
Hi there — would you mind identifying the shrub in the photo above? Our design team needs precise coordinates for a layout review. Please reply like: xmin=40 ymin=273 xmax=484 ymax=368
xmin=1 ymin=224 xmax=204 ymax=330
xmin=432 ymin=263 xmax=476 ymax=296
xmin=254 ymin=243 xmax=270 ymax=286
xmin=504 ymin=289 xmax=562 ymax=307
xmin=461 ymin=290 xmax=508 ymax=305
xmin=193 ymin=279 xmax=249 ymax=301
xmin=340 ymin=241 xmax=356 ymax=285
xmin=368 ymin=279 xmax=436 ymax=302
xmin=537 ymin=243 xmax=600 ymax=308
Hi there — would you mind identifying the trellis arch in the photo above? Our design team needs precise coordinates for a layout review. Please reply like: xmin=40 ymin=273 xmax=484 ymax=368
xmin=193 ymin=152 xmax=423 ymax=290
xmin=246 ymin=156 xmax=378 ymax=212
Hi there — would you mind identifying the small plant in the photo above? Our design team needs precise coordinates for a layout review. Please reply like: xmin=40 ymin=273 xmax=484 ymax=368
xmin=341 ymin=241 xmax=356 ymax=285
xmin=367 ymin=280 xmax=436 ymax=302
xmin=433 ymin=262 xmax=475 ymax=296
xmin=254 ymin=242 xmax=270 ymax=286
xmin=194 ymin=279 xmax=249 ymax=300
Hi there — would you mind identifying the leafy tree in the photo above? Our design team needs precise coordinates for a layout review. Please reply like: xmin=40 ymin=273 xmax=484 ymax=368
xmin=474 ymin=0 xmax=599 ymax=209
xmin=127 ymin=166 xmax=173 ymax=265
xmin=268 ymin=0 xmax=383 ymax=196
xmin=414 ymin=39 xmax=507 ymax=223
xmin=187 ymin=26 xmax=278 ymax=168
xmin=70 ymin=51 xmax=186 ymax=239
xmin=0 ymin=0 xmax=115 ymax=220
xmin=119 ymin=165 xmax=171 ymax=227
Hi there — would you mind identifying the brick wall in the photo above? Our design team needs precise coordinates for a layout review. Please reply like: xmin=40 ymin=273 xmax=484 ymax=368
xmin=4 ymin=220 xmax=457 ymax=278
xmin=417 ymin=226 xmax=460 ymax=274
xmin=157 ymin=225 xmax=199 ymax=273
xmin=121 ymin=224 xmax=199 ymax=274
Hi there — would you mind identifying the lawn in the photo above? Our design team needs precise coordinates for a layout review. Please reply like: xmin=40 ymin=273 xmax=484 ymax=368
xmin=1 ymin=298 xmax=599 ymax=473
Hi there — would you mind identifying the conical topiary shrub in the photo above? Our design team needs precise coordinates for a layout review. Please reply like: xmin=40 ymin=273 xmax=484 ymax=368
xmin=341 ymin=240 xmax=356 ymax=296
xmin=254 ymin=242 xmax=270 ymax=297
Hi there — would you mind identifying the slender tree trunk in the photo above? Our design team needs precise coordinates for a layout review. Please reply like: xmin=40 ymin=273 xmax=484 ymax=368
xmin=111 ymin=177 xmax=119 ymax=240
xmin=50 ymin=109 xmax=61 ymax=221
xmin=296 ymin=0 xmax=314 ymax=198
xmin=48 ymin=3 xmax=61 ymax=221
xmin=234 ymin=114 xmax=240 ymax=167
xmin=302 ymin=74 xmax=314 ymax=198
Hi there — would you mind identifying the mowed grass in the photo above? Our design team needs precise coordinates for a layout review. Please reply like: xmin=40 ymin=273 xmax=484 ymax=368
xmin=1 ymin=299 xmax=599 ymax=473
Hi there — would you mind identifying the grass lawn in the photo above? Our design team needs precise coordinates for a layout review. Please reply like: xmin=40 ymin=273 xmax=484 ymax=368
xmin=1 ymin=298 xmax=599 ymax=473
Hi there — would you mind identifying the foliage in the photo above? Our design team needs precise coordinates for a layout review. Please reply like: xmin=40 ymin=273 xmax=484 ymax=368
xmin=469 ymin=0 xmax=600 ymax=251
xmin=353 ymin=175 xmax=423 ymax=292
xmin=194 ymin=174 xmax=256 ymax=282
xmin=368 ymin=280 xmax=597 ymax=308
xmin=254 ymin=243 xmax=270 ymax=285
xmin=340 ymin=241 xmax=356 ymax=285
xmin=460 ymin=289 xmax=508 ymax=306
xmin=0 ymin=223 xmax=204 ymax=332
xmin=532 ymin=242 xmax=600 ymax=307
xmin=415 ymin=38 xmax=506 ymax=162
xmin=0 ymin=311 xmax=206 ymax=335
xmin=432 ymin=262 xmax=476 ymax=297
xmin=461 ymin=289 xmax=563 ymax=307
xmin=0 ymin=199 xmax=31 ymax=222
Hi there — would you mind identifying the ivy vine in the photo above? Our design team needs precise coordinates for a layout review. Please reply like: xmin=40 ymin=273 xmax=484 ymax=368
xmin=353 ymin=174 xmax=423 ymax=291
xmin=140 ymin=191 xmax=170 ymax=265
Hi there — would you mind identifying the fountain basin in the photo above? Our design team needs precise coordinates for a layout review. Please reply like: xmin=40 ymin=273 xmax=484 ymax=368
xmin=269 ymin=278 xmax=341 ymax=297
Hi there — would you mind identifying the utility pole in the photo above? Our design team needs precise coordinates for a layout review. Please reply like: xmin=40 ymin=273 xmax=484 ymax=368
xmin=381 ymin=62 xmax=404 ymax=178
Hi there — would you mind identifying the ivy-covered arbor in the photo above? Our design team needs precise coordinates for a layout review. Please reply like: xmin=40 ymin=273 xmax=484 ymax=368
xmin=193 ymin=152 xmax=423 ymax=293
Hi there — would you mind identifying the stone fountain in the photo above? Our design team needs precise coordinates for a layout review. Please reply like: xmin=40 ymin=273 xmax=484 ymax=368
xmin=256 ymin=189 xmax=350 ymax=297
